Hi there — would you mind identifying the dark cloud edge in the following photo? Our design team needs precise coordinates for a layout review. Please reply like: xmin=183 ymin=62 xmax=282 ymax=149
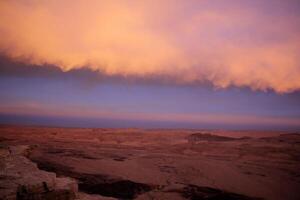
xmin=1 ymin=54 xmax=300 ymax=95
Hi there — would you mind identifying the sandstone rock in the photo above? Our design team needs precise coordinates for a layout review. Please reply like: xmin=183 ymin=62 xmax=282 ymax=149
xmin=8 ymin=146 xmax=31 ymax=156
xmin=0 ymin=148 xmax=10 ymax=158
xmin=0 ymin=145 xmax=77 ymax=200
xmin=186 ymin=133 xmax=237 ymax=143
xmin=56 ymin=177 xmax=78 ymax=193
xmin=76 ymin=192 xmax=117 ymax=200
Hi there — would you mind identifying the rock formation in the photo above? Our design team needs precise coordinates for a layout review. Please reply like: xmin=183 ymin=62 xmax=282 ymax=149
xmin=0 ymin=145 xmax=77 ymax=200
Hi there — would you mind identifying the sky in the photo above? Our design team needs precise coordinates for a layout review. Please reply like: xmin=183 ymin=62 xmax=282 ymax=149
xmin=0 ymin=0 xmax=300 ymax=130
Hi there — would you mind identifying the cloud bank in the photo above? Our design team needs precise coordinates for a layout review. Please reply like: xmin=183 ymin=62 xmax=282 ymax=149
xmin=1 ymin=0 xmax=300 ymax=92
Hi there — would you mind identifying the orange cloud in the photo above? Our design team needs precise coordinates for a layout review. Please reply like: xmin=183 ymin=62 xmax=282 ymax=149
xmin=0 ymin=0 xmax=300 ymax=93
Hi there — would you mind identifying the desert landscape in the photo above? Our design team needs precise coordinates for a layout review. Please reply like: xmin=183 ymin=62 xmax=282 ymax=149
xmin=1 ymin=1 xmax=300 ymax=200
xmin=1 ymin=125 xmax=299 ymax=200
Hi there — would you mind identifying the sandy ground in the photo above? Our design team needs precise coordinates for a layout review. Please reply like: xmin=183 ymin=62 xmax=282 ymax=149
xmin=0 ymin=125 xmax=299 ymax=200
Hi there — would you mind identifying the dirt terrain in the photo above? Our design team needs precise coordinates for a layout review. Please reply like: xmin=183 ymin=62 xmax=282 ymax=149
xmin=0 ymin=125 xmax=300 ymax=200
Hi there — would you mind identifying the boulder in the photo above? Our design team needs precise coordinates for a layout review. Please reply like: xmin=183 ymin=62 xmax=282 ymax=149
xmin=0 ymin=145 xmax=77 ymax=200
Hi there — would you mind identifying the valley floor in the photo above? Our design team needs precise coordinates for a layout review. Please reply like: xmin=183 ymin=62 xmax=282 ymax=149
xmin=1 ymin=125 xmax=299 ymax=200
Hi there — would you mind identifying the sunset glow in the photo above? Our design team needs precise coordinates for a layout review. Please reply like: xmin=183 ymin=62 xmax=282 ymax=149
xmin=1 ymin=0 xmax=300 ymax=92
xmin=0 ymin=0 xmax=300 ymax=129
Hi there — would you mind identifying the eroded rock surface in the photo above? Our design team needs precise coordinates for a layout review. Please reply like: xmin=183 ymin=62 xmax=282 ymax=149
xmin=186 ymin=133 xmax=250 ymax=143
xmin=29 ymin=157 xmax=156 ymax=199
xmin=28 ymin=157 xmax=261 ymax=200
xmin=0 ymin=145 xmax=77 ymax=200
xmin=1 ymin=126 xmax=299 ymax=200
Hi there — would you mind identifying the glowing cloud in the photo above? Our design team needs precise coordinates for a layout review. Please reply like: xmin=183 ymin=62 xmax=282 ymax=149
xmin=1 ymin=0 xmax=300 ymax=92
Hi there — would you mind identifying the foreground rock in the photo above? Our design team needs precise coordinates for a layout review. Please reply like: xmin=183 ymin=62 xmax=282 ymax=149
xmin=136 ymin=183 xmax=263 ymax=200
xmin=29 ymin=157 xmax=157 ymax=199
xmin=28 ymin=156 xmax=262 ymax=200
xmin=1 ymin=126 xmax=299 ymax=200
xmin=0 ymin=145 xmax=77 ymax=200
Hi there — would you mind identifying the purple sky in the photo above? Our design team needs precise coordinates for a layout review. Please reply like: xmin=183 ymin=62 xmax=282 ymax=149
xmin=0 ymin=56 xmax=299 ymax=130
xmin=0 ymin=1 xmax=300 ymax=130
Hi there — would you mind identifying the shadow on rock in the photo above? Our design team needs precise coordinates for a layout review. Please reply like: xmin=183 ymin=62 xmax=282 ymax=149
xmin=30 ymin=158 xmax=156 ymax=199
xmin=180 ymin=184 xmax=263 ymax=200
